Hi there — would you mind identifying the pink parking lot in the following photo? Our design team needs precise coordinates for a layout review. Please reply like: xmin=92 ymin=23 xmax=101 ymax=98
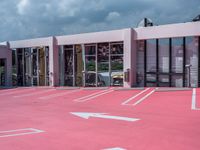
xmin=0 ymin=87 xmax=200 ymax=150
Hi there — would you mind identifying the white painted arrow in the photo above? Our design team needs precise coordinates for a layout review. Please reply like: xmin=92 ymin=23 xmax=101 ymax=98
xmin=70 ymin=112 xmax=140 ymax=122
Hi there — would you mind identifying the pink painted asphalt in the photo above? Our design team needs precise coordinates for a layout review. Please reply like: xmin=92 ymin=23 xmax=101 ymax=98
xmin=0 ymin=87 xmax=200 ymax=150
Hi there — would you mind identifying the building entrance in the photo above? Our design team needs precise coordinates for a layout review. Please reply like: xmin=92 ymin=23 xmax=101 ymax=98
xmin=15 ymin=47 xmax=49 ymax=86
xmin=0 ymin=59 xmax=6 ymax=86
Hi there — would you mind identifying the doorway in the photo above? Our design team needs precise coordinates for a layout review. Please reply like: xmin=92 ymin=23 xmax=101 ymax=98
xmin=16 ymin=47 xmax=49 ymax=86
xmin=0 ymin=59 xmax=6 ymax=86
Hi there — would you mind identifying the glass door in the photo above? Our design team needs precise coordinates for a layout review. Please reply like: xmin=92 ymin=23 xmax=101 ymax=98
xmin=24 ymin=48 xmax=32 ymax=86
xmin=84 ymin=44 xmax=97 ymax=87
xmin=64 ymin=45 xmax=74 ymax=86
xmin=0 ymin=59 xmax=6 ymax=86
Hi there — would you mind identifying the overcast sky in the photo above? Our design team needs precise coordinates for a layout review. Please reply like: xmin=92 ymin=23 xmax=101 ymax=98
xmin=0 ymin=0 xmax=200 ymax=41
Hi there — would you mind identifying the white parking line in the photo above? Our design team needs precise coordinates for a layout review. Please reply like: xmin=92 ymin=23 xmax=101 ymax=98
xmin=0 ymin=88 xmax=35 ymax=96
xmin=75 ymin=89 xmax=114 ymax=102
xmin=0 ymin=128 xmax=44 ymax=138
xmin=121 ymin=88 xmax=150 ymax=105
xmin=133 ymin=89 xmax=155 ymax=106
xmin=74 ymin=90 xmax=109 ymax=102
xmin=191 ymin=88 xmax=200 ymax=110
xmin=13 ymin=89 xmax=55 ymax=98
xmin=39 ymin=89 xmax=81 ymax=100
xmin=103 ymin=147 xmax=126 ymax=150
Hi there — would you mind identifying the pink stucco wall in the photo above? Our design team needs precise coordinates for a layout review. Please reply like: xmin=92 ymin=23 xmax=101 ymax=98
xmin=0 ymin=44 xmax=12 ymax=86
xmin=6 ymin=21 xmax=200 ymax=87
xmin=135 ymin=22 xmax=200 ymax=40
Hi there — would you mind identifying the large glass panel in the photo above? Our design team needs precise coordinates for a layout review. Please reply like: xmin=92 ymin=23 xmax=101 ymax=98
xmin=171 ymin=75 xmax=183 ymax=87
xmin=85 ymin=45 xmax=97 ymax=87
xmin=12 ymin=50 xmax=17 ymax=86
xmin=110 ymin=43 xmax=123 ymax=86
xmin=45 ymin=47 xmax=49 ymax=86
xmin=146 ymin=39 xmax=156 ymax=72
xmin=136 ymin=40 xmax=145 ymax=86
xmin=97 ymin=43 xmax=109 ymax=87
xmin=17 ymin=48 xmax=24 ymax=86
xmin=64 ymin=45 xmax=74 ymax=86
xmin=38 ymin=47 xmax=46 ymax=86
xmin=24 ymin=48 xmax=32 ymax=86
xmin=186 ymin=37 xmax=198 ymax=87
xmin=159 ymin=39 xmax=169 ymax=73
xmin=0 ymin=59 xmax=6 ymax=86
xmin=171 ymin=38 xmax=184 ymax=87
xmin=172 ymin=38 xmax=183 ymax=73
xmin=158 ymin=39 xmax=170 ymax=87
xmin=32 ymin=48 xmax=38 ymax=86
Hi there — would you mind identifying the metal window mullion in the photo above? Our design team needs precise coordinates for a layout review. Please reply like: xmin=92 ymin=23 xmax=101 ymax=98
xmin=73 ymin=45 xmax=75 ymax=87
xmin=183 ymin=37 xmax=186 ymax=87
xmin=156 ymin=39 xmax=159 ymax=87
xmin=169 ymin=38 xmax=172 ymax=87
xmin=109 ymin=43 xmax=111 ymax=86
xmin=22 ymin=48 xmax=25 ymax=86
xmin=198 ymin=36 xmax=200 ymax=87
xmin=37 ymin=48 xmax=39 ymax=86
xmin=15 ymin=49 xmax=18 ymax=86
xmin=96 ymin=43 xmax=98 ymax=87
xmin=144 ymin=40 xmax=147 ymax=87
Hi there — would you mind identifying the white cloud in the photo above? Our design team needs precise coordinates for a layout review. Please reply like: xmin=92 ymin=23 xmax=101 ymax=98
xmin=17 ymin=0 xmax=30 ymax=15
xmin=106 ymin=12 xmax=121 ymax=21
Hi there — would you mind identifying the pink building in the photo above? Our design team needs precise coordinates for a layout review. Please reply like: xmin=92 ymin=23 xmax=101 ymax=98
xmin=0 ymin=21 xmax=200 ymax=88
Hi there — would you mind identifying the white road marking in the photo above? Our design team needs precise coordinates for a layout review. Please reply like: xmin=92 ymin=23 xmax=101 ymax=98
xmin=192 ymin=88 xmax=196 ymax=110
xmin=121 ymin=88 xmax=150 ymax=105
xmin=133 ymin=89 xmax=155 ymax=106
xmin=191 ymin=88 xmax=200 ymax=110
xmin=0 ymin=89 xmax=35 ymax=96
xmin=103 ymin=148 xmax=126 ymax=150
xmin=13 ymin=89 xmax=55 ymax=98
xmin=71 ymin=112 xmax=140 ymax=122
xmin=0 ymin=128 xmax=44 ymax=138
xmin=74 ymin=90 xmax=108 ymax=101
xmin=75 ymin=90 xmax=114 ymax=102
xmin=39 ymin=89 xmax=81 ymax=99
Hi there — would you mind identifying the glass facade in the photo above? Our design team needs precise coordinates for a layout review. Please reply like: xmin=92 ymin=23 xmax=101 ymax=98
xmin=13 ymin=47 xmax=49 ymax=86
xmin=59 ymin=42 xmax=124 ymax=87
xmin=0 ymin=59 xmax=6 ymax=86
xmin=138 ymin=36 xmax=199 ymax=87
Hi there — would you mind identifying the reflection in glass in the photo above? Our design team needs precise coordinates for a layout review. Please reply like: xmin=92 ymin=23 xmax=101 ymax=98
xmin=110 ymin=43 xmax=124 ymax=86
xmin=159 ymin=39 xmax=169 ymax=73
xmin=85 ymin=45 xmax=97 ymax=87
xmin=186 ymin=37 xmax=198 ymax=87
xmin=172 ymin=38 xmax=183 ymax=73
xmin=0 ymin=59 xmax=5 ymax=86
xmin=97 ymin=43 xmax=109 ymax=86
xmin=146 ymin=39 xmax=156 ymax=72
xmin=64 ymin=46 xmax=74 ymax=86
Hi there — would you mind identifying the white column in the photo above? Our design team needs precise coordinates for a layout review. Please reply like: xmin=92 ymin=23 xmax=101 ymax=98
xmin=123 ymin=28 xmax=137 ymax=88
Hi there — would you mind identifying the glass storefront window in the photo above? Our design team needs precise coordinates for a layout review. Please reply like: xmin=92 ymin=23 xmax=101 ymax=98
xmin=0 ymin=59 xmax=6 ymax=86
xmin=186 ymin=37 xmax=198 ymax=87
xmin=172 ymin=38 xmax=183 ymax=73
xmin=97 ymin=43 xmax=109 ymax=87
xmin=110 ymin=43 xmax=124 ymax=86
xmin=159 ymin=39 xmax=169 ymax=73
xmin=146 ymin=39 xmax=157 ymax=72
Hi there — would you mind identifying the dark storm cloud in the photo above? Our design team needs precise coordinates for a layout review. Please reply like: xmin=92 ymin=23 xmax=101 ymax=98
xmin=0 ymin=0 xmax=199 ymax=41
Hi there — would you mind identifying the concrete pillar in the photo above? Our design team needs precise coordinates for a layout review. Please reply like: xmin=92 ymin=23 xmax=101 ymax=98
xmin=0 ymin=43 xmax=12 ymax=87
xmin=49 ymin=37 xmax=59 ymax=87
xmin=123 ymin=28 xmax=137 ymax=88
